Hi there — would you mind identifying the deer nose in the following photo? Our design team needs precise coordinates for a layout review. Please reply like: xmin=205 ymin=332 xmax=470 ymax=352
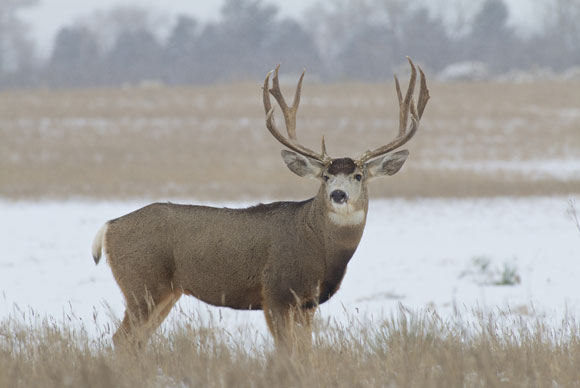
xmin=330 ymin=190 xmax=348 ymax=204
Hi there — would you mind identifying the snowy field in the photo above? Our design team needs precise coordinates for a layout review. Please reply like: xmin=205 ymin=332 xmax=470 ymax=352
xmin=1 ymin=196 xmax=579 ymax=343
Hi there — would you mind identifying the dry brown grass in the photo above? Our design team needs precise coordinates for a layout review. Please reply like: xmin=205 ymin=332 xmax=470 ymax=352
xmin=1 ymin=81 xmax=579 ymax=200
xmin=2 ymin=306 xmax=580 ymax=387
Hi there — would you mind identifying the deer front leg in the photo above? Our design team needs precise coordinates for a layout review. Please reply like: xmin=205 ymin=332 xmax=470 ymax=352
xmin=263 ymin=301 xmax=316 ymax=353
xmin=292 ymin=305 xmax=316 ymax=353
xmin=263 ymin=302 xmax=292 ymax=350
xmin=261 ymin=258 xmax=320 ymax=352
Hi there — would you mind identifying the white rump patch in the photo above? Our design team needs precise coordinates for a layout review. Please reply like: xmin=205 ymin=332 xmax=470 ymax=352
xmin=328 ymin=208 xmax=365 ymax=226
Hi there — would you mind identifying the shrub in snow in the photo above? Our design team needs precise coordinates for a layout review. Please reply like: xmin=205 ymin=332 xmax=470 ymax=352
xmin=460 ymin=256 xmax=521 ymax=286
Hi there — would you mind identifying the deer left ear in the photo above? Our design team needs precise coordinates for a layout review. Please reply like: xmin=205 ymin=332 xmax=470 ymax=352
xmin=281 ymin=150 xmax=324 ymax=179
xmin=365 ymin=150 xmax=409 ymax=179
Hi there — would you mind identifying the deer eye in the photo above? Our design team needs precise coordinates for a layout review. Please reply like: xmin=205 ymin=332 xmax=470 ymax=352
xmin=354 ymin=174 xmax=362 ymax=181
xmin=323 ymin=175 xmax=330 ymax=182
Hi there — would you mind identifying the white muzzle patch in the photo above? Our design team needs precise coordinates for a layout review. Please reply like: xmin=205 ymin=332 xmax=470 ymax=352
xmin=328 ymin=204 xmax=365 ymax=226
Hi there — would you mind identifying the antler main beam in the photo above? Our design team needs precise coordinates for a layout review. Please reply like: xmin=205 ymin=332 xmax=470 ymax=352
xmin=356 ymin=57 xmax=430 ymax=165
xmin=263 ymin=65 xmax=331 ymax=164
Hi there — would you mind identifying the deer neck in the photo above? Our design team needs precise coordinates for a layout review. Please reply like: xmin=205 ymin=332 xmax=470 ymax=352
xmin=305 ymin=186 xmax=368 ymax=252
xmin=299 ymin=187 xmax=367 ymax=301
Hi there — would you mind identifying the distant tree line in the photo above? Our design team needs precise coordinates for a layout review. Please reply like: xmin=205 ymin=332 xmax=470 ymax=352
xmin=1 ymin=0 xmax=579 ymax=88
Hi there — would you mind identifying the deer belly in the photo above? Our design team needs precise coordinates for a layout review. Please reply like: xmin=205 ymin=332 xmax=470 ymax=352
xmin=174 ymin=239 xmax=266 ymax=309
xmin=177 ymin=254 xmax=264 ymax=309
xmin=182 ymin=284 xmax=263 ymax=310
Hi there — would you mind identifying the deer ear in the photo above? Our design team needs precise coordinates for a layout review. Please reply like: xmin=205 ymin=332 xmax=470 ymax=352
xmin=365 ymin=150 xmax=409 ymax=179
xmin=281 ymin=150 xmax=324 ymax=179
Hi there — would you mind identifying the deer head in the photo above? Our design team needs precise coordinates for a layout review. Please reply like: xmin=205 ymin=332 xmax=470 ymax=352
xmin=263 ymin=58 xmax=430 ymax=223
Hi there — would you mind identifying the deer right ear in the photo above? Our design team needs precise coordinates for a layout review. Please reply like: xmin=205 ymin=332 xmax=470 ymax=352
xmin=281 ymin=150 xmax=324 ymax=179
xmin=365 ymin=149 xmax=409 ymax=180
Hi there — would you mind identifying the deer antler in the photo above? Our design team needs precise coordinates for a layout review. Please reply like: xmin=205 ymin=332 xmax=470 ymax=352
xmin=355 ymin=57 xmax=430 ymax=165
xmin=263 ymin=65 xmax=331 ymax=164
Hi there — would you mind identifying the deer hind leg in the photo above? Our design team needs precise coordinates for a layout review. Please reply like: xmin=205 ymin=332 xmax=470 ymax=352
xmin=113 ymin=288 xmax=181 ymax=351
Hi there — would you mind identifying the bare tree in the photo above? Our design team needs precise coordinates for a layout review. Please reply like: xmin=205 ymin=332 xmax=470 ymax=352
xmin=164 ymin=15 xmax=199 ymax=84
xmin=0 ymin=0 xmax=38 ymax=74
xmin=265 ymin=18 xmax=323 ymax=75
xmin=464 ymin=0 xmax=515 ymax=72
xmin=538 ymin=0 xmax=580 ymax=70
xmin=105 ymin=29 xmax=163 ymax=84
xmin=77 ymin=5 xmax=170 ymax=54
xmin=47 ymin=25 xmax=101 ymax=87
xmin=337 ymin=23 xmax=396 ymax=79
xmin=399 ymin=8 xmax=452 ymax=72
xmin=218 ymin=0 xmax=279 ymax=79
xmin=304 ymin=0 xmax=376 ymax=77
xmin=444 ymin=0 xmax=483 ymax=39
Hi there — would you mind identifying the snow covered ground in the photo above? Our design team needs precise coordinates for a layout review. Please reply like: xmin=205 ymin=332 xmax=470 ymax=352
xmin=1 ymin=197 xmax=579 ymax=342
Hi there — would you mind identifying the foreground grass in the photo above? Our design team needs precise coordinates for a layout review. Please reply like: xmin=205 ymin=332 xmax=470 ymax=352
xmin=2 ymin=307 xmax=580 ymax=387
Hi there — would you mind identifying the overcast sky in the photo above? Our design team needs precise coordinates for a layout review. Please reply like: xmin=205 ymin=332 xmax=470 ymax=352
xmin=21 ymin=0 xmax=544 ymax=57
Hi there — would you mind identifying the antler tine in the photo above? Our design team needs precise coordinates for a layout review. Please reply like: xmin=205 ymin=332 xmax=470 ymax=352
xmin=394 ymin=75 xmax=402 ymax=107
xmin=397 ymin=57 xmax=417 ymax=137
xmin=269 ymin=65 xmax=288 ymax=110
xmin=394 ymin=75 xmax=403 ymax=137
xmin=293 ymin=69 xmax=306 ymax=115
xmin=417 ymin=65 xmax=430 ymax=119
xmin=356 ymin=57 xmax=429 ymax=165
xmin=263 ymin=70 xmax=274 ymax=115
xmin=268 ymin=64 xmax=305 ymax=141
xmin=263 ymin=66 xmax=330 ymax=163
xmin=321 ymin=136 xmax=328 ymax=159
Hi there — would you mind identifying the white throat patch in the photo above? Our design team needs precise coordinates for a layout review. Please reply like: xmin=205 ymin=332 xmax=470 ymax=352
xmin=328 ymin=207 xmax=366 ymax=226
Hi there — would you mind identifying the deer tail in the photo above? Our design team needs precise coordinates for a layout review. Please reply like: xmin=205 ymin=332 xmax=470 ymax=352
xmin=92 ymin=223 xmax=109 ymax=265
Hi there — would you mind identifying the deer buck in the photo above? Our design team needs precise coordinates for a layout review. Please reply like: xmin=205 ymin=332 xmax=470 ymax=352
xmin=92 ymin=58 xmax=429 ymax=351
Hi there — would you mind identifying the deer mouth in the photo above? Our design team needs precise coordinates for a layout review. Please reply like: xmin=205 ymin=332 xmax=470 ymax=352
xmin=330 ymin=199 xmax=357 ymax=215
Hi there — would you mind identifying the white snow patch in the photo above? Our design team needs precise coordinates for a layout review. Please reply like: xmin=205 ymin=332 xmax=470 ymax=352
xmin=1 ymin=197 xmax=579 ymax=341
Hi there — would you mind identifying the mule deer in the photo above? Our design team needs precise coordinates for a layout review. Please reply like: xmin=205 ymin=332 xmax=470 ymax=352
xmin=92 ymin=58 xmax=429 ymax=351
